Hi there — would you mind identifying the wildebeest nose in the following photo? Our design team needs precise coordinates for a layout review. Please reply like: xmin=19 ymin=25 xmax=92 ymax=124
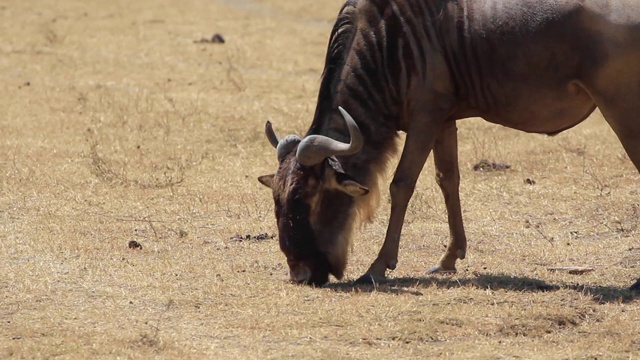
xmin=289 ymin=265 xmax=311 ymax=284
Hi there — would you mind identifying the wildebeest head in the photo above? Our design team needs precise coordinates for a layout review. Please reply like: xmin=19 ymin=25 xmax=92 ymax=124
xmin=258 ymin=107 xmax=369 ymax=286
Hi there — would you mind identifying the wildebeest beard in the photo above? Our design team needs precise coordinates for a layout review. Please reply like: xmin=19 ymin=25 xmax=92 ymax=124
xmin=275 ymin=160 xmax=356 ymax=286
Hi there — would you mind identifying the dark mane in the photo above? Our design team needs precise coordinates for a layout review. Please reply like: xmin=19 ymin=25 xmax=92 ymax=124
xmin=312 ymin=0 xmax=360 ymax=125
xmin=307 ymin=0 xmax=399 ymax=226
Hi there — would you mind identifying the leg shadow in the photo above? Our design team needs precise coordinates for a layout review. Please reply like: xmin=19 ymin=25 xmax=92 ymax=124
xmin=324 ymin=273 xmax=639 ymax=303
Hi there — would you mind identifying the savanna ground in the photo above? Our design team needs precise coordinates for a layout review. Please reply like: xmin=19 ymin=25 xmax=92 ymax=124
xmin=1 ymin=0 xmax=639 ymax=358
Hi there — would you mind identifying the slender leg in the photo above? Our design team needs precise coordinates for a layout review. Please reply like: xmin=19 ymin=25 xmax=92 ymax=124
xmin=601 ymin=111 xmax=640 ymax=290
xmin=427 ymin=121 xmax=467 ymax=273
xmin=600 ymin=112 xmax=640 ymax=171
xmin=357 ymin=114 xmax=446 ymax=283
xmin=588 ymin=77 xmax=640 ymax=290
xmin=599 ymin=105 xmax=640 ymax=290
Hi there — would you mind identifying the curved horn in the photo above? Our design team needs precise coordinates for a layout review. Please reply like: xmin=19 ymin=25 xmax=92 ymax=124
xmin=277 ymin=135 xmax=301 ymax=162
xmin=265 ymin=121 xmax=279 ymax=149
xmin=265 ymin=121 xmax=301 ymax=162
xmin=296 ymin=106 xmax=363 ymax=166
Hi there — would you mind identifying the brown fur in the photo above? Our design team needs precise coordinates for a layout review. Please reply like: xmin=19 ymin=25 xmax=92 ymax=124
xmin=262 ymin=0 xmax=640 ymax=288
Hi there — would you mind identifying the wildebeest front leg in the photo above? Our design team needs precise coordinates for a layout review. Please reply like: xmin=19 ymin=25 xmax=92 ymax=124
xmin=357 ymin=118 xmax=442 ymax=284
xmin=427 ymin=121 xmax=467 ymax=274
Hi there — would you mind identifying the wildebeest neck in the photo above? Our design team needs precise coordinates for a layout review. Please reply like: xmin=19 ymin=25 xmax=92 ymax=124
xmin=307 ymin=0 xmax=406 ymax=191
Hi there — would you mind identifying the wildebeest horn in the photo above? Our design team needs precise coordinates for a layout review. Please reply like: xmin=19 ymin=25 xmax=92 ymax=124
xmin=265 ymin=120 xmax=302 ymax=162
xmin=265 ymin=121 xmax=279 ymax=149
xmin=296 ymin=106 xmax=363 ymax=166
xmin=277 ymin=135 xmax=302 ymax=162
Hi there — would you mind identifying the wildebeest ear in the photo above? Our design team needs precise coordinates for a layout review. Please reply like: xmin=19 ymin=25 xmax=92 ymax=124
xmin=334 ymin=172 xmax=369 ymax=197
xmin=258 ymin=174 xmax=275 ymax=189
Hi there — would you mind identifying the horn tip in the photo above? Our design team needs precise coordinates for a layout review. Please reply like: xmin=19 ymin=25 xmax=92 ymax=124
xmin=338 ymin=106 xmax=351 ymax=119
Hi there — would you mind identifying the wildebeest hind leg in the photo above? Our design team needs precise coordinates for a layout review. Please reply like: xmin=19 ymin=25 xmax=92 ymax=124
xmin=592 ymin=86 xmax=640 ymax=290
xmin=427 ymin=121 xmax=467 ymax=274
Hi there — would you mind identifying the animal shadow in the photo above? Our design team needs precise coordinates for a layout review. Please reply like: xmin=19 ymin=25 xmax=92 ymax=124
xmin=325 ymin=273 xmax=639 ymax=303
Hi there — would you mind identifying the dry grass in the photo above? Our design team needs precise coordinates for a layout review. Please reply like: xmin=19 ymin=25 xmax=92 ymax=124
xmin=1 ymin=0 xmax=639 ymax=358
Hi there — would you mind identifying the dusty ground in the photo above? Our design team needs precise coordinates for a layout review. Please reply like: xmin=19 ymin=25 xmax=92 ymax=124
xmin=1 ymin=0 xmax=639 ymax=358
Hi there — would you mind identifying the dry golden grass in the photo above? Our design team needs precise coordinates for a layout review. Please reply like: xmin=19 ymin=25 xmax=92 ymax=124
xmin=1 ymin=0 xmax=639 ymax=358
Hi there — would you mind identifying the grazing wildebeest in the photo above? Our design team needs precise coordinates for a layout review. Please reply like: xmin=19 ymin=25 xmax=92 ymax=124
xmin=258 ymin=0 xmax=640 ymax=288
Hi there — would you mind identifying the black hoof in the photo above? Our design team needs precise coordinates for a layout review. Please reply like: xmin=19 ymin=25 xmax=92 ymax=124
xmin=426 ymin=265 xmax=457 ymax=275
xmin=354 ymin=273 xmax=385 ymax=285
xmin=630 ymin=279 xmax=640 ymax=291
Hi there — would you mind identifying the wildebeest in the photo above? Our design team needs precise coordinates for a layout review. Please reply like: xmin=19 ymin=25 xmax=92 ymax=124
xmin=258 ymin=0 xmax=640 ymax=288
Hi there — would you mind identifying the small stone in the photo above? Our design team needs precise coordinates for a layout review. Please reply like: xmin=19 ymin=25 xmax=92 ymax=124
xmin=211 ymin=33 xmax=225 ymax=43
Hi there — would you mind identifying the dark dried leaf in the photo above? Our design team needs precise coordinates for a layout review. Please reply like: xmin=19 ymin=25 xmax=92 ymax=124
xmin=229 ymin=233 xmax=275 ymax=242
xmin=473 ymin=159 xmax=511 ymax=172
xmin=128 ymin=240 xmax=143 ymax=250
